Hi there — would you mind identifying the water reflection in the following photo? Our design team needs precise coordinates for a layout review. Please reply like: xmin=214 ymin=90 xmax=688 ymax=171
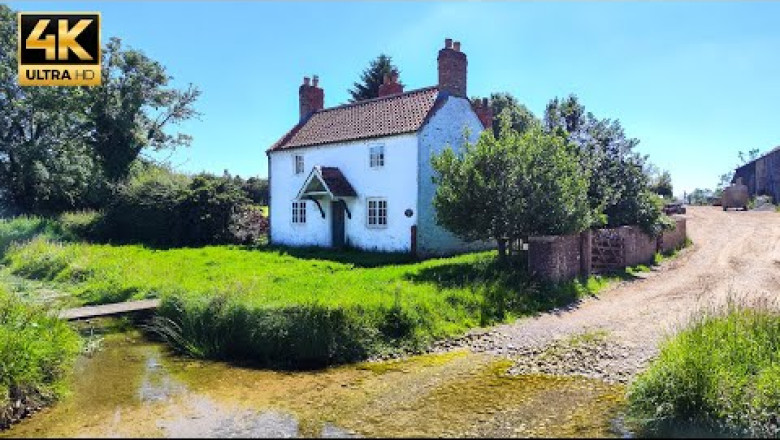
xmin=2 ymin=331 xmax=627 ymax=438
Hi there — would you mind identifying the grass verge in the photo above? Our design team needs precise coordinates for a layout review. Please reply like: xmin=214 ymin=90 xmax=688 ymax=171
xmin=0 ymin=287 xmax=80 ymax=429
xmin=627 ymin=297 xmax=780 ymax=437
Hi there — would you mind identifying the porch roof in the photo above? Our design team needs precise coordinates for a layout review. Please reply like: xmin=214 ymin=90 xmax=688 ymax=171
xmin=296 ymin=166 xmax=357 ymax=200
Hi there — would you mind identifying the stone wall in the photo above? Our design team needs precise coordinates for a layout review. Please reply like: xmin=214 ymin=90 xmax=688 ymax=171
xmin=622 ymin=226 xmax=658 ymax=267
xmin=660 ymin=216 xmax=687 ymax=253
xmin=528 ymin=233 xmax=584 ymax=283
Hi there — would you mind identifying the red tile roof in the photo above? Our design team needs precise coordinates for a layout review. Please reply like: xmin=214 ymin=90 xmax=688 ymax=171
xmin=268 ymin=87 xmax=441 ymax=152
xmin=319 ymin=167 xmax=356 ymax=197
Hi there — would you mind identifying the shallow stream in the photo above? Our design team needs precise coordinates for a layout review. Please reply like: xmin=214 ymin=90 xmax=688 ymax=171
xmin=3 ymin=329 xmax=629 ymax=438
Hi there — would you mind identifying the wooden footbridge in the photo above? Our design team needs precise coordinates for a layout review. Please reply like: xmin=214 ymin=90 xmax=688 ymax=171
xmin=59 ymin=299 xmax=160 ymax=321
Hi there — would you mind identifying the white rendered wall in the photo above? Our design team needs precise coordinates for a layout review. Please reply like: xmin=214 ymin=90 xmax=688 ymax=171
xmin=268 ymin=133 xmax=419 ymax=252
xmin=417 ymin=96 xmax=495 ymax=256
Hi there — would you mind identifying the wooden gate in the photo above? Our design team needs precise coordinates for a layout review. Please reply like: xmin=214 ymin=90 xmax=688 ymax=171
xmin=591 ymin=229 xmax=625 ymax=273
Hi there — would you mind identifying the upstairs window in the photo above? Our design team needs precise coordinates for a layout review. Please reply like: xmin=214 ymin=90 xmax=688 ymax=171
xmin=294 ymin=155 xmax=304 ymax=175
xmin=292 ymin=201 xmax=307 ymax=224
xmin=367 ymin=198 xmax=387 ymax=227
xmin=369 ymin=145 xmax=385 ymax=168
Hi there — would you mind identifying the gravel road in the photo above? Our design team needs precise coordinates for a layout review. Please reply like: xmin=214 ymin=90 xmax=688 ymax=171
xmin=446 ymin=206 xmax=780 ymax=382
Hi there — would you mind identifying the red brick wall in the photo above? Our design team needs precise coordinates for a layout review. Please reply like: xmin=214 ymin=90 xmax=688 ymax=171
xmin=528 ymin=233 xmax=583 ymax=283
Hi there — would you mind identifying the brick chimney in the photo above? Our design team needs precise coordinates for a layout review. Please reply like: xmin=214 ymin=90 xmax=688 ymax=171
xmin=438 ymin=38 xmax=467 ymax=97
xmin=299 ymin=75 xmax=324 ymax=121
xmin=473 ymin=97 xmax=493 ymax=130
xmin=378 ymin=70 xmax=404 ymax=97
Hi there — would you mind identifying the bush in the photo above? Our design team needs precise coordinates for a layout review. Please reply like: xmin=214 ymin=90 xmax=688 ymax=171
xmin=102 ymin=170 xmax=267 ymax=246
xmin=627 ymin=299 xmax=780 ymax=437
xmin=0 ymin=288 xmax=80 ymax=427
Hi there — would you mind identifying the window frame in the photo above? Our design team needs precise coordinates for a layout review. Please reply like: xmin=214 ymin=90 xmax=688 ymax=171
xmin=291 ymin=200 xmax=307 ymax=225
xmin=294 ymin=155 xmax=304 ymax=175
xmin=366 ymin=197 xmax=388 ymax=229
xmin=369 ymin=144 xmax=385 ymax=169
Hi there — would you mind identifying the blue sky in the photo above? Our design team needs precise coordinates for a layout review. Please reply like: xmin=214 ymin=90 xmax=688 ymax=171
xmin=10 ymin=1 xmax=780 ymax=195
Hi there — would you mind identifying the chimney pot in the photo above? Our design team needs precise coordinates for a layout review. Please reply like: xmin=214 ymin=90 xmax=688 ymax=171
xmin=482 ymin=98 xmax=488 ymax=107
xmin=378 ymin=71 xmax=404 ymax=97
xmin=438 ymin=38 xmax=468 ymax=97
xmin=312 ymin=75 xmax=319 ymax=87
xmin=453 ymin=41 xmax=461 ymax=51
xmin=299 ymin=75 xmax=323 ymax=121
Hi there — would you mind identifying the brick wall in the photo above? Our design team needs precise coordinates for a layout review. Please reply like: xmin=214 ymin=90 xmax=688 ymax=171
xmin=528 ymin=217 xmax=688 ymax=282
xmin=528 ymin=233 xmax=583 ymax=283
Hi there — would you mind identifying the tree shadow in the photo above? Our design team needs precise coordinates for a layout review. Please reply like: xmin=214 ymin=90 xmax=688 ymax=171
xmin=405 ymin=256 xmax=590 ymax=325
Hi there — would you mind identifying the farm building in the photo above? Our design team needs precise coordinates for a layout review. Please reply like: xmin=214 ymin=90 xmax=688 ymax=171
xmin=731 ymin=146 xmax=780 ymax=203
xmin=266 ymin=38 xmax=494 ymax=256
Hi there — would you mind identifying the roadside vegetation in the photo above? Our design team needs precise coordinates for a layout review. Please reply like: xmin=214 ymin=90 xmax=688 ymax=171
xmin=627 ymin=297 xmax=780 ymax=437
xmin=0 ymin=288 xmax=81 ymax=429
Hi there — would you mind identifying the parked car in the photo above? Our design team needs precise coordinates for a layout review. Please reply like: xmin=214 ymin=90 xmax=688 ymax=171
xmin=663 ymin=202 xmax=687 ymax=215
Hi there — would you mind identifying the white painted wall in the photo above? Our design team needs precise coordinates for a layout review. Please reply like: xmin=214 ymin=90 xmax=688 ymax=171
xmin=417 ymin=96 xmax=495 ymax=256
xmin=269 ymin=133 xmax=419 ymax=252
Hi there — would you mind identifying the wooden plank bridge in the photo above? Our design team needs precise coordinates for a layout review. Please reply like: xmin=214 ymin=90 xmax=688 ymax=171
xmin=59 ymin=299 xmax=160 ymax=321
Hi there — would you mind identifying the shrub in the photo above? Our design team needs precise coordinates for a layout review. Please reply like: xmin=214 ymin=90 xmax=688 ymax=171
xmin=627 ymin=298 xmax=780 ymax=437
xmin=101 ymin=170 xmax=267 ymax=246
xmin=0 ymin=288 xmax=80 ymax=427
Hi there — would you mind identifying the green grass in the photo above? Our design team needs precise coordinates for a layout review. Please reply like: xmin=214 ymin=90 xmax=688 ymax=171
xmin=0 ymin=224 xmax=614 ymax=367
xmin=0 ymin=287 xmax=81 ymax=427
xmin=0 ymin=214 xmax=618 ymax=367
xmin=627 ymin=298 xmax=780 ymax=437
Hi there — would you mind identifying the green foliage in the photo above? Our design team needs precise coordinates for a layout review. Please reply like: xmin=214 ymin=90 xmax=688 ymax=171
xmin=101 ymin=167 xmax=266 ymax=246
xmin=471 ymin=92 xmax=539 ymax=137
xmin=0 ymin=288 xmax=80 ymax=424
xmin=628 ymin=299 xmax=780 ymax=437
xmin=431 ymin=121 xmax=590 ymax=257
xmin=347 ymin=54 xmax=403 ymax=102
xmin=89 ymin=37 xmax=201 ymax=182
xmin=0 ymin=5 xmax=200 ymax=214
xmin=649 ymin=170 xmax=674 ymax=199
xmin=544 ymin=94 xmax=667 ymax=234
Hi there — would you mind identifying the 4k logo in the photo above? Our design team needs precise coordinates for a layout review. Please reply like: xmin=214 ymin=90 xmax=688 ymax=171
xmin=18 ymin=12 xmax=101 ymax=86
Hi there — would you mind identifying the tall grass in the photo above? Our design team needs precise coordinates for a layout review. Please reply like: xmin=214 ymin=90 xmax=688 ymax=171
xmin=2 ymin=232 xmax=609 ymax=366
xmin=0 ymin=288 xmax=80 ymax=427
xmin=628 ymin=296 xmax=780 ymax=437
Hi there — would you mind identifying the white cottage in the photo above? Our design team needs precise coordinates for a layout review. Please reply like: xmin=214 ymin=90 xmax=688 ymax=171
xmin=267 ymin=38 xmax=493 ymax=256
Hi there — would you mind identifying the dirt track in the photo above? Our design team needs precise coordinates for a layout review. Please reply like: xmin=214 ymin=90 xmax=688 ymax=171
xmin=467 ymin=206 xmax=780 ymax=381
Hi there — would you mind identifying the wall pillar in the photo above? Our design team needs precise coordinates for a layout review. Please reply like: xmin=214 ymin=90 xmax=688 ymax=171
xmin=580 ymin=229 xmax=592 ymax=277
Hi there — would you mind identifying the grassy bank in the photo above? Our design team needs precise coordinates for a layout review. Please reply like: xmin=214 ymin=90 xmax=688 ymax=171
xmin=0 ymin=215 xmax=612 ymax=367
xmin=0 ymin=288 xmax=80 ymax=429
xmin=627 ymin=299 xmax=780 ymax=437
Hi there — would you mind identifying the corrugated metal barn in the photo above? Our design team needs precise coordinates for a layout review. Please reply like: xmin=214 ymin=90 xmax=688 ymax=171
xmin=732 ymin=146 xmax=780 ymax=203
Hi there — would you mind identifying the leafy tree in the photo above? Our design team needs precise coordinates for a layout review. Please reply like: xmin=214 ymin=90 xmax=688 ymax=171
xmin=89 ymin=37 xmax=201 ymax=182
xmin=0 ymin=5 xmax=101 ymax=213
xmin=432 ymin=117 xmax=590 ymax=260
xmin=544 ymin=94 xmax=666 ymax=233
xmin=470 ymin=92 xmax=539 ymax=137
xmin=650 ymin=170 xmax=673 ymax=199
xmin=0 ymin=5 xmax=200 ymax=214
xmin=347 ymin=54 xmax=403 ymax=102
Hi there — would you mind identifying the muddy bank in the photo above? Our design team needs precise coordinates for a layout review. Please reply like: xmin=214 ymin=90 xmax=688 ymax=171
xmin=2 ymin=330 xmax=629 ymax=438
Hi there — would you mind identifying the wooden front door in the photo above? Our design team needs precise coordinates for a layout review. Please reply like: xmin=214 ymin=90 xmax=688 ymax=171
xmin=331 ymin=200 xmax=345 ymax=248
